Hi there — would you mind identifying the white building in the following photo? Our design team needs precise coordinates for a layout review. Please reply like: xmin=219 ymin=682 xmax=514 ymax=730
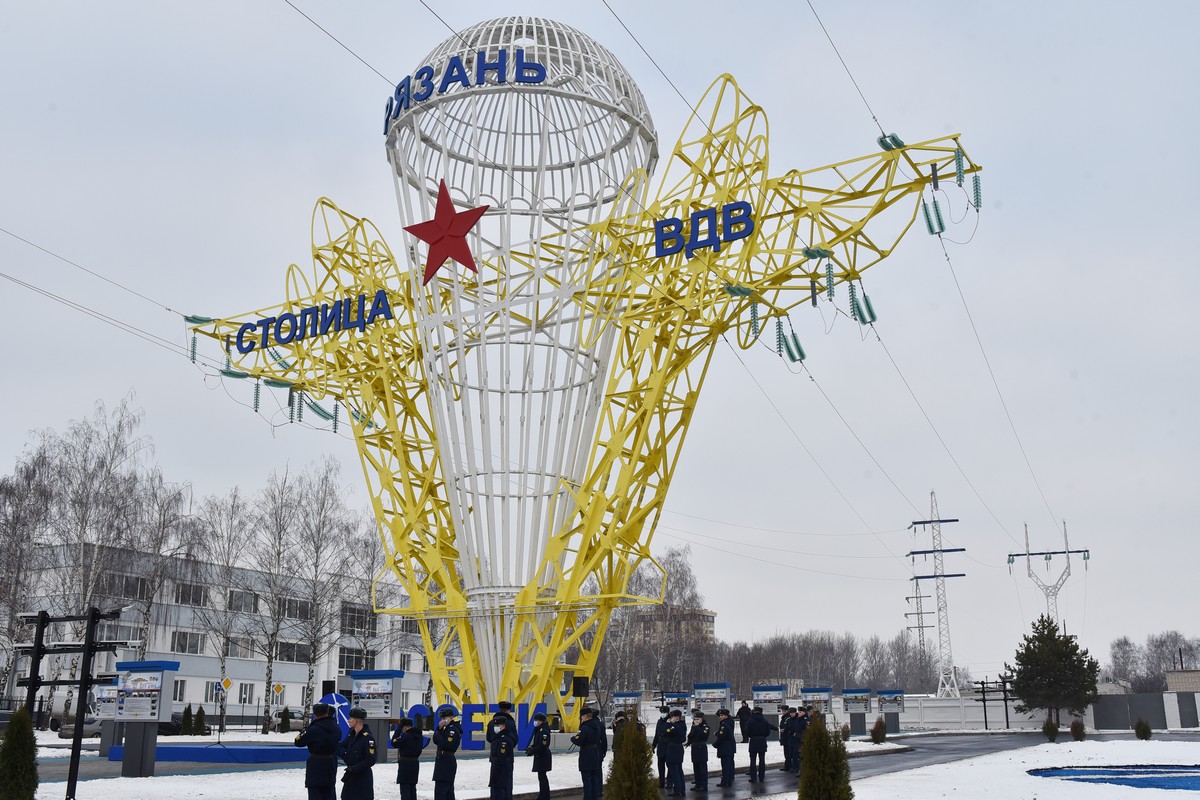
xmin=19 ymin=544 xmax=431 ymax=723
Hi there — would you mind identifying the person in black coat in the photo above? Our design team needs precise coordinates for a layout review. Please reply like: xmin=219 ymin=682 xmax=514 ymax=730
xmin=432 ymin=707 xmax=463 ymax=800
xmin=488 ymin=713 xmax=518 ymax=800
xmin=735 ymin=701 xmax=751 ymax=743
xmin=651 ymin=705 xmax=671 ymax=788
xmin=525 ymin=711 xmax=553 ymax=800
xmin=295 ymin=702 xmax=342 ymax=800
xmin=570 ymin=707 xmax=603 ymax=800
xmin=686 ymin=711 xmax=710 ymax=792
xmin=712 ymin=709 xmax=736 ymax=787
xmin=663 ymin=709 xmax=687 ymax=796
xmin=338 ymin=707 xmax=377 ymax=800
xmin=792 ymin=707 xmax=811 ymax=774
xmin=777 ymin=707 xmax=794 ymax=772
xmin=391 ymin=717 xmax=425 ymax=800
xmin=744 ymin=707 xmax=777 ymax=782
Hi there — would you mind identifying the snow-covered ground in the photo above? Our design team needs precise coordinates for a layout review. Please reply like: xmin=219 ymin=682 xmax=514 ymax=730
xmin=835 ymin=740 xmax=1200 ymax=800
xmin=35 ymin=738 xmax=899 ymax=798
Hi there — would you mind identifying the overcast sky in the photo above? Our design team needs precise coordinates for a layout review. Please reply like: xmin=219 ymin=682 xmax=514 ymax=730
xmin=2 ymin=1 xmax=1197 ymax=681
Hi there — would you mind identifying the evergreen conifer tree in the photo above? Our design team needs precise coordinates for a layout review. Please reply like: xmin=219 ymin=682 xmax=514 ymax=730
xmin=0 ymin=706 xmax=39 ymax=800
xmin=194 ymin=706 xmax=207 ymax=735
xmin=280 ymin=706 xmax=293 ymax=733
xmin=606 ymin=716 xmax=658 ymax=800
xmin=181 ymin=704 xmax=194 ymax=736
xmin=1006 ymin=615 xmax=1099 ymax=725
xmin=798 ymin=712 xmax=853 ymax=800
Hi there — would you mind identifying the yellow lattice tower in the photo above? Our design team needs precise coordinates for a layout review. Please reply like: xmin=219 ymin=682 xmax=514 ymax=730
xmin=193 ymin=71 xmax=979 ymax=728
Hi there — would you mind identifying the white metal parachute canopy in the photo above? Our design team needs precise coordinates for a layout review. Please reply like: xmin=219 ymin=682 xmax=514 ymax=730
xmin=384 ymin=17 xmax=659 ymax=694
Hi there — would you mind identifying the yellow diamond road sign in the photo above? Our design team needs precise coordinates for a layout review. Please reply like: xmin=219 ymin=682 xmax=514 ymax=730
xmin=221 ymin=677 xmax=232 ymax=691
xmin=273 ymin=683 xmax=284 ymax=695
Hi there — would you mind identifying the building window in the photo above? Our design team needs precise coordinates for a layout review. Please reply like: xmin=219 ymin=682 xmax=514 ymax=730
xmin=397 ymin=652 xmax=412 ymax=672
xmin=238 ymin=683 xmax=254 ymax=705
xmin=227 ymin=589 xmax=258 ymax=613
xmin=277 ymin=641 xmax=312 ymax=664
xmin=170 ymin=631 xmax=206 ymax=655
xmin=98 ymin=622 xmax=142 ymax=646
xmin=396 ymin=618 xmax=420 ymax=635
xmin=204 ymin=681 xmax=221 ymax=704
xmin=338 ymin=646 xmax=375 ymax=674
xmin=174 ymin=582 xmax=209 ymax=607
xmin=225 ymin=637 xmax=254 ymax=659
xmin=172 ymin=680 xmax=186 ymax=703
xmin=341 ymin=602 xmax=377 ymax=638
xmin=278 ymin=597 xmax=312 ymax=621
xmin=98 ymin=573 xmax=153 ymax=602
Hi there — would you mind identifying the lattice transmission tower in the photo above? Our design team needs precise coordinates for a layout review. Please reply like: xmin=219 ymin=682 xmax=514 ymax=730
xmin=906 ymin=491 xmax=965 ymax=698
xmin=1008 ymin=523 xmax=1090 ymax=623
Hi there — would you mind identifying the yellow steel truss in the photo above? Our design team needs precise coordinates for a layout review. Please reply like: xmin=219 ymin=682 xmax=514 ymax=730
xmin=193 ymin=74 xmax=979 ymax=728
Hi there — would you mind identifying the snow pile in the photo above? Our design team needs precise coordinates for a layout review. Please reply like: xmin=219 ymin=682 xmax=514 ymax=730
xmin=846 ymin=740 xmax=1200 ymax=800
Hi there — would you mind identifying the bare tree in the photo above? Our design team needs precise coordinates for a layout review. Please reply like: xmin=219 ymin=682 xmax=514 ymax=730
xmin=294 ymin=458 xmax=352 ymax=707
xmin=40 ymin=398 xmax=148 ymax=717
xmin=123 ymin=468 xmax=197 ymax=660
xmin=0 ymin=446 xmax=52 ymax=697
xmin=238 ymin=468 xmax=299 ymax=733
xmin=192 ymin=487 xmax=254 ymax=731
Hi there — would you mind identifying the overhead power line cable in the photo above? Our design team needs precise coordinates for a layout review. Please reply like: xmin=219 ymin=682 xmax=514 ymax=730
xmin=0 ymin=225 xmax=183 ymax=316
xmin=805 ymin=0 xmax=886 ymax=137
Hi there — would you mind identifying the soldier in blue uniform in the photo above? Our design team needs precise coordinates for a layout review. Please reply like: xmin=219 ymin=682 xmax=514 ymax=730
xmin=570 ymin=707 xmax=603 ymax=800
xmin=525 ymin=711 xmax=553 ymax=800
xmin=488 ymin=712 xmax=518 ymax=800
xmin=651 ymin=705 xmax=671 ymax=788
xmin=686 ymin=710 xmax=710 ymax=792
xmin=432 ymin=707 xmax=463 ymax=800
xmin=712 ymin=708 xmax=736 ymax=787
xmin=295 ymin=702 xmax=342 ymax=800
xmin=391 ymin=716 xmax=425 ymax=800
xmin=793 ymin=707 xmax=811 ymax=774
xmin=744 ymin=707 xmax=777 ymax=783
xmin=338 ymin=707 xmax=377 ymax=800
xmin=663 ymin=709 xmax=687 ymax=796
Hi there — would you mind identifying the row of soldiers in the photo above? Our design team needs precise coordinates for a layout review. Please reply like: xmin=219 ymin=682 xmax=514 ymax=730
xmin=294 ymin=700 xmax=555 ymax=800
xmin=296 ymin=700 xmax=812 ymax=800
xmin=650 ymin=704 xmax=811 ymax=794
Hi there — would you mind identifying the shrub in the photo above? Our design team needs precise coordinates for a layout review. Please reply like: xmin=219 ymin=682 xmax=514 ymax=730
xmin=1042 ymin=717 xmax=1059 ymax=742
xmin=280 ymin=707 xmax=293 ymax=733
xmin=194 ymin=706 xmax=207 ymax=736
xmin=798 ymin=712 xmax=852 ymax=800
xmin=0 ymin=706 xmax=39 ymax=800
xmin=181 ymin=704 xmax=194 ymax=736
xmin=605 ymin=715 xmax=658 ymax=800
xmin=1069 ymin=718 xmax=1086 ymax=742
xmin=840 ymin=723 xmax=851 ymax=742
xmin=1135 ymin=718 xmax=1152 ymax=740
xmin=869 ymin=716 xmax=887 ymax=745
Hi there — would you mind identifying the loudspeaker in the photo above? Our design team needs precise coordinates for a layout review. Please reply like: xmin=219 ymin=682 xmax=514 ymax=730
xmin=572 ymin=676 xmax=590 ymax=698
xmin=321 ymin=680 xmax=336 ymax=698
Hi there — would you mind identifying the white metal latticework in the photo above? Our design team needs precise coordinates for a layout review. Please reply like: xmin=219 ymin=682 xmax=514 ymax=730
xmin=384 ymin=17 xmax=659 ymax=694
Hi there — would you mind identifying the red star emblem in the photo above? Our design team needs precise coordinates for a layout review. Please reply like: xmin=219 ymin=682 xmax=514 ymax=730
xmin=403 ymin=179 xmax=489 ymax=285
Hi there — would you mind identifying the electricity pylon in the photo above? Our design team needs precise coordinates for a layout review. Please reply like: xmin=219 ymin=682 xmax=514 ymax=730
xmin=1008 ymin=522 xmax=1090 ymax=623
xmin=907 ymin=491 xmax=965 ymax=698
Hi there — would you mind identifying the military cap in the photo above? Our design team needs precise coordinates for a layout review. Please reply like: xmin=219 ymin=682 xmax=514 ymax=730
xmin=580 ymin=706 xmax=594 ymax=717
xmin=533 ymin=711 xmax=548 ymax=721
xmin=659 ymin=705 xmax=670 ymax=713
xmin=614 ymin=711 xmax=627 ymax=720
xmin=398 ymin=717 xmax=414 ymax=728
xmin=692 ymin=709 xmax=705 ymax=718
xmin=752 ymin=706 xmax=764 ymax=714
xmin=668 ymin=709 xmax=683 ymax=719
xmin=312 ymin=702 xmax=332 ymax=716
xmin=498 ymin=700 xmax=514 ymax=711
xmin=717 ymin=708 xmax=730 ymax=716
xmin=439 ymin=707 xmax=458 ymax=718
xmin=348 ymin=707 xmax=367 ymax=719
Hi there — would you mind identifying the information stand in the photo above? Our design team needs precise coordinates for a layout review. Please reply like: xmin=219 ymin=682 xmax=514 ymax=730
xmin=115 ymin=660 xmax=178 ymax=777
xmin=692 ymin=683 xmax=732 ymax=716
xmin=95 ymin=679 xmax=121 ymax=758
xmin=349 ymin=669 xmax=406 ymax=763
xmin=876 ymin=690 xmax=904 ymax=734
xmin=841 ymin=688 xmax=871 ymax=736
